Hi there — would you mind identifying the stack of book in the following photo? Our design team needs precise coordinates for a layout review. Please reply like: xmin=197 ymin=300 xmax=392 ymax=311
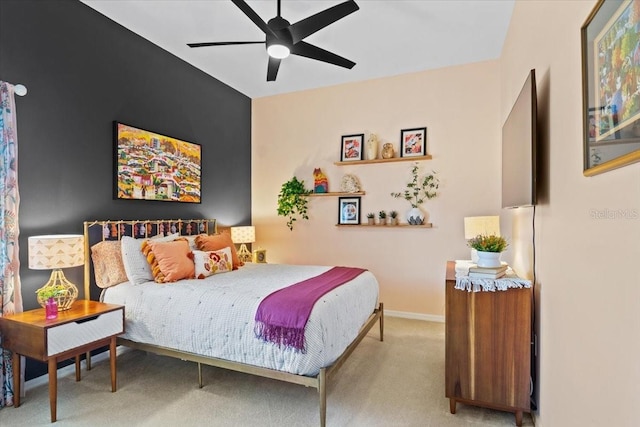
xmin=468 ymin=264 xmax=508 ymax=279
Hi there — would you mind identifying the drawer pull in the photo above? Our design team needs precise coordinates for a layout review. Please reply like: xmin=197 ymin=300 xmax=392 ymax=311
xmin=75 ymin=315 xmax=100 ymax=324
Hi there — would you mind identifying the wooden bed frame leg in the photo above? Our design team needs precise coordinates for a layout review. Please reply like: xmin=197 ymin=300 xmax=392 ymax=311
xmin=379 ymin=302 xmax=384 ymax=342
xmin=515 ymin=410 xmax=523 ymax=427
xmin=197 ymin=363 xmax=203 ymax=388
xmin=318 ymin=368 xmax=327 ymax=427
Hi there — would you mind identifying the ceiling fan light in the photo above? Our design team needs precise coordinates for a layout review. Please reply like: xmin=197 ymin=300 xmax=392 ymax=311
xmin=267 ymin=43 xmax=290 ymax=59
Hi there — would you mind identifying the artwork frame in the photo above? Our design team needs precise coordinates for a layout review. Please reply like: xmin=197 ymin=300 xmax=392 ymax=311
xmin=340 ymin=134 xmax=364 ymax=162
xmin=338 ymin=196 xmax=361 ymax=225
xmin=114 ymin=122 xmax=202 ymax=203
xmin=581 ymin=0 xmax=640 ymax=176
xmin=400 ymin=127 xmax=427 ymax=158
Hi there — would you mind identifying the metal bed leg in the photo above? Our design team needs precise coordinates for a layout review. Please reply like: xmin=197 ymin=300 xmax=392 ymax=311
xmin=198 ymin=363 xmax=203 ymax=388
xmin=379 ymin=302 xmax=384 ymax=342
xmin=318 ymin=368 xmax=327 ymax=427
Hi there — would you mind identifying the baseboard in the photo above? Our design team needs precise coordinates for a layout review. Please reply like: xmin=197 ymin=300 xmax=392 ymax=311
xmin=384 ymin=309 xmax=444 ymax=323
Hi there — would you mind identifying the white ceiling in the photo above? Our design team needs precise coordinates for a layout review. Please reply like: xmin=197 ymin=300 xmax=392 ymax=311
xmin=81 ymin=0 xmax=514 ymax=99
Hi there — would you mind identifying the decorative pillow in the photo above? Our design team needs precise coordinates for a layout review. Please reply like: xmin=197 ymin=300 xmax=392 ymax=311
xmin=195 ymin=232 xmax=244 ymax=270
xmin=91 ymin=240 xmax=128 ymax=288
xmin=141 ymin=238 xmax=195 ymax=283
xmin=185 ymin=234 xmax=202 ymax=250
xmin=193 ymin=247 xmax=233 ymax=279
xmin=121 ymin=233 xmax=180 ymax=285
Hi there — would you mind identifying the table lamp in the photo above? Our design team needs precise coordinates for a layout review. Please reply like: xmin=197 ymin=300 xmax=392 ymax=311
xmin=29 ymin=234 xmax=84 ymax=310
xmin=230 ymin=226 xmax=255 ymax=263
xmin=463 ymin=216 xmax=500 ymax=263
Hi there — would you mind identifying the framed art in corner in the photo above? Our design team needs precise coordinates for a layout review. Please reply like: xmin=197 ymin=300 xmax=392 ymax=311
xmin=114 ymin=122 xmax=202 ymax=203
xmin=400 ymin=127 xmax=427 ymax=158
xmin=581 ymin=0 xmax=640 ymax=176
xmin=340 ymin=134 xmax=364 ymax=161
xmin=338 ymin=196 xmax=361 ymax=225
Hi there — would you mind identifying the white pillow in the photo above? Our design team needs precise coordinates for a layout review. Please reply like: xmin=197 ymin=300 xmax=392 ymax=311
xmin=193 ymin=247 xmax=233 ymax=279
xmin=121 ymin=233 xmax=179 ymax=284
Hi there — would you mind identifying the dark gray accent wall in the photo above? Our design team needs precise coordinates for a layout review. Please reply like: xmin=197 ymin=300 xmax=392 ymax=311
xmin=1 ymin=0 xmax=251 ymax=379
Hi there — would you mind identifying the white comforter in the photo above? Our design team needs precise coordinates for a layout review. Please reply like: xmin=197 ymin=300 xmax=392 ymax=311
xmin=102 ymin=263 xmax=379 ymax=376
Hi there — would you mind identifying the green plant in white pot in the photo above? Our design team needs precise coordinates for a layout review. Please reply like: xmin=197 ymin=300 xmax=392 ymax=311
xmin=467 ymin=234 xmax=509 ymax=268
xmin=390 ymin=163 xmax=439 ymax=225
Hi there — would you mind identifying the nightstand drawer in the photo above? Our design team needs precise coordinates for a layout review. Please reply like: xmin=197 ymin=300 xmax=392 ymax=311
xmin=47 ymin=308 xmax=124 ymax=356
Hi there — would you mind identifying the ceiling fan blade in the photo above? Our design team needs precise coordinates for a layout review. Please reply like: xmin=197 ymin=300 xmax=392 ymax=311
xmin=267 ymin=56 xmax=281 ymax=81
xmin=231 ymin=0 xmax=277 ymax=38
xmin=288 ymin=0 xmax=359 ymax=44
xmin=187 ymin=41 xmax=265 ymax=48
xmin=291 ymin=41 xmax=355 ymax=69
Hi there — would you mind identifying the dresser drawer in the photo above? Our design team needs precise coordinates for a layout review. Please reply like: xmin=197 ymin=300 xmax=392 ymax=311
xmin=47 ymin=308 xmax=123 ymax=356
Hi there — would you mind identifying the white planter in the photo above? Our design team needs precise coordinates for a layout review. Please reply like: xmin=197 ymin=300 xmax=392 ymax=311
xmin=406 ymin=207 xmax=425 ymax=225
xmin=476 ymin=251 xmax=502 ymax=268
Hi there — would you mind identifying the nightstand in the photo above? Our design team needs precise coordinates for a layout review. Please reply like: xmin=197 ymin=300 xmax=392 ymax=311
xmin=0 ymin=300 xmax=124 ymax=422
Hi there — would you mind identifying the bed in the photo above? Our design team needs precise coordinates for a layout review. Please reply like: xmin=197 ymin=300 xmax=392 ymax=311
xmin=82 ymin=219 xmax=383 ymax=426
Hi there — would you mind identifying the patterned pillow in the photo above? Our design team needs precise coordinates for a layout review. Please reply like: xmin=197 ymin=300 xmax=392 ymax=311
xmin=121 ymin=233 xmax=180 ymax=284
xmin=141 ymin=238 xmax=195 ymax=283
xmin=193 ymin=247 xmax=233 ymax=279
xmin=195 ymin=231 xmax=244 ymax=270
xmin=91 ymin=240 xmax=128 ymax=288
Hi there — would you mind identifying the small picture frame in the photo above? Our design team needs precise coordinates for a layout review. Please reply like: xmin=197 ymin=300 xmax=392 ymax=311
xmin=252 ymin=249 xmax=267 ymax=263
xmin=341 ymin=134 xmax=364 ymax=161
xmin=400 ymin=127 xmax=427 ymax=158
xmin=338 ymin=196 xmax=361 ymax=225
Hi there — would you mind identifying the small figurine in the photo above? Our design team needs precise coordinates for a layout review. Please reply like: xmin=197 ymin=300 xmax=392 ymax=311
xmin=381 ymin=143 xmax=395 ymax=159
xmin=313 ymin=168 xmax=328 ymax=193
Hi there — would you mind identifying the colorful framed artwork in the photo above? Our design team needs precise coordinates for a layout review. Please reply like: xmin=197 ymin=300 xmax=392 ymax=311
xmin=340 ymin=134 xmax=364 ymax=161
xmin=581 ymin=0 xmax=640 ymax=176
xmin=114 ymin=122 xmax=202 ymax=203
xmin=400 ymin=127 xmax=427 ymax=158
xmin=338 ymin=196 xmax=361 ymax=225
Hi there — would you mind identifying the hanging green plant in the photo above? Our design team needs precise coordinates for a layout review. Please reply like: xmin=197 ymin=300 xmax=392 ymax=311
xmin=277 ymin=176 xmax=311 ymax=231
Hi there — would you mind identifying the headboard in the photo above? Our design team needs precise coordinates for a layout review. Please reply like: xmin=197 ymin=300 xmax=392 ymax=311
xmin=83 ymin=219 xmax=217 ymax=300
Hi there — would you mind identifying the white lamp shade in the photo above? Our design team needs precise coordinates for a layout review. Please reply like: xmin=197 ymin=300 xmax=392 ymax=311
xmin=464 ymin=216 xmax=500 ymax=239
xmin=230 ymin=226 xmax=255 ymax=244
xmin=28 ymin=234 xmax=85 ymax=270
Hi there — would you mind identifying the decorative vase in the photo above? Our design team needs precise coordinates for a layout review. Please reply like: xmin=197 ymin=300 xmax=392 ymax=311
xmin=406 ymin=207 xmax=425 ymax=225
xmin=476 ymin=251 xmax=502 ymax=268
xmin=366 ymin=134 xmax=379 ymax=160
xmin=45 ymin=297 xmax=58 ymax=320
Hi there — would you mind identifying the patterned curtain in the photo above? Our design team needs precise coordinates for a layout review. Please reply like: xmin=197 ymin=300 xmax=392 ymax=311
xmin=0 ymin=81 xmax=23 ymax=408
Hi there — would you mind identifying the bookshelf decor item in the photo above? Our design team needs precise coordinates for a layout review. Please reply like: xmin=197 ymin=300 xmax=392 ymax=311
xmin=341 ymin=134 xmax=364 ymax=161
xmin=400 ymin=127 xmax=427 ymax=158
xmin=581 ymin=0 xmax=640 ymax=176
xmin=338 ymin=196 xmax=361 ymax=225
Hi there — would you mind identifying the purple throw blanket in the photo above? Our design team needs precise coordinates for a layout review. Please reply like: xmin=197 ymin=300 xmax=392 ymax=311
xmin=254 ymin=266 xmax=367 ymax=352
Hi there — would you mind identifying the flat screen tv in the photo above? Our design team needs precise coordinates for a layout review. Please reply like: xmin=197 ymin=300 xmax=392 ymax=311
xmin=502 ymin=69 xmax=537 ymax=209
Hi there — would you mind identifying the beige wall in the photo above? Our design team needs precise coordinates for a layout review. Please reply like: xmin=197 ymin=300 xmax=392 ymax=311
xmin=502 ymin=1 xmax=640 ymax=426
xmin=252 ymin=60 xmax=502 ymax=318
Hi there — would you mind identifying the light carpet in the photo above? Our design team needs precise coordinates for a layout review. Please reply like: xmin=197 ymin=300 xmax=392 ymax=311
xmin=0 ymin=317 xmax=533 ymax=426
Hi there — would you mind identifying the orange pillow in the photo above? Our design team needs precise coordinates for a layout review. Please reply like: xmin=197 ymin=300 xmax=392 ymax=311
xmin=195 ymin=232 xmax=244 ymax=270
xmin=141 ymin=238 xmax=195 ymax=283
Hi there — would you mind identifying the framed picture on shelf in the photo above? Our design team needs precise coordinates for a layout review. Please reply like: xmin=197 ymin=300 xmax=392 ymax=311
xmin=400 ymin=127 xmax=427 ymax=158
xmin=340 ymin=134 xmax=364 ymax=161
xmin=338 ymin=196 xmax=361 ymax=225
xmin=581 ymin=0 xmax=640 ymax=175
xmin=114 ymin=122 xmax=202 ymax=203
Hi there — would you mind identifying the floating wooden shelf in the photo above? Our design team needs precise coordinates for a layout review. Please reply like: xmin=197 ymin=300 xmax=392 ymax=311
xmin=335 ymin=223 xmax=433 ymax=228
xmin=308 ymin=191 xmax=365 ymax=197
xmin=334 ymin=155 xmax=432 ymax=166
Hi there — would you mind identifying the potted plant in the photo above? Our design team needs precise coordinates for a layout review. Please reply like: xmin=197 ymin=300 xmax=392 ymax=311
xmin=389 ymin=210 xmax=398 ymax=225
xmin=378 ymin=210 xmax=387 ymax=225
xmin=467 ymin=234 xmax=509 ymax=267
xmin=366 ymin=212 xmax=375 ymax=225
xmin=390 ymin=162 xmax=439 ymax=225
xmin=277 ymin=176 xmax=311 ymax=230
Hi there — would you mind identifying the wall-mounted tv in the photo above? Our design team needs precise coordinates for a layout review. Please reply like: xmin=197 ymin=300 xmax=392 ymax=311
xmin=502 ymin=69 xmax=538 ymax=209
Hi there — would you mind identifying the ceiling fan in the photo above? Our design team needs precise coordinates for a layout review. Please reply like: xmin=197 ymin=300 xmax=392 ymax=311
xmin=187 ymin=0 xmax=359 ymax=82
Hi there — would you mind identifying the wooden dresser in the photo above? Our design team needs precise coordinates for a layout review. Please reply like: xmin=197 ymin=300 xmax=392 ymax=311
xmin=445 ymin=261 xmax=531 ymax=426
